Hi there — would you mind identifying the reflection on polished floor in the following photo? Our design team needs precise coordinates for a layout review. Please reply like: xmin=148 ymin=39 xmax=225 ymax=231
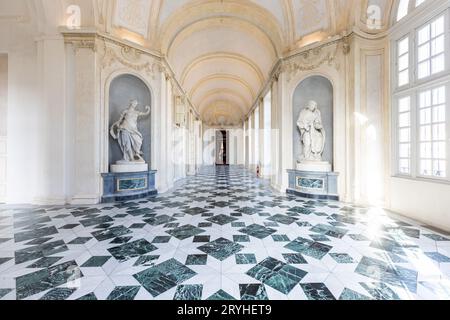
xmin=0 ymin=166 xmax=450 ymax=300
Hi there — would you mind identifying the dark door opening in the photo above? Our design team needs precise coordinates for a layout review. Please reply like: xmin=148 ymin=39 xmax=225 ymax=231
xmin=215 ymin=130 xmax=229 ymax=165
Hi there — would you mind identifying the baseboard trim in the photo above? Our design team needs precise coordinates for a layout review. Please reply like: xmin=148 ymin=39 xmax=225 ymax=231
xmin=70 ymin=194 xmax=101 ymax=205
xmin=286 ymin=189 xmax=339 ymax=201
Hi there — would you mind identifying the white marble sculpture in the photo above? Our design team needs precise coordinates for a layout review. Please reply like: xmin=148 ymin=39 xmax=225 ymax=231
xmin=110 ymin=99 xmax=150 ymax=173
xmin=296 ymin=100 xmax=331 ymax=172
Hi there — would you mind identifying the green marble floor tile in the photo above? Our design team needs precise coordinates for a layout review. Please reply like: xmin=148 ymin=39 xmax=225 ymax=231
xmin=106 ymin=286 xmax=140 ymax=300
xmin=235 ymin=254 xmax=257 ymax=264
xmin=174 ymin=284 xmax=203 ymax=300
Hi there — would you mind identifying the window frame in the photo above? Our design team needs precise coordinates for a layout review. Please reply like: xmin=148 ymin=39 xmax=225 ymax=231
xmin=414 ymin=14 xmax=448 ymax=84
xmin=391 ymin=6 xmax=450 ymax=184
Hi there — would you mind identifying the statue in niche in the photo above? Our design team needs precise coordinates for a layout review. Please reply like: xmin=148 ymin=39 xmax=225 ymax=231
xmin=297 ymin=100 xmax=326 ymax=162
xmin=110 ymin=99 xmax=150 ymax=163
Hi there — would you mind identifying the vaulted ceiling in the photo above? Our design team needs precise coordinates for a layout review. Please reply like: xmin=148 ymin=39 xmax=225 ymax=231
xmin=1 ymin=0 xmax=397 ymax=127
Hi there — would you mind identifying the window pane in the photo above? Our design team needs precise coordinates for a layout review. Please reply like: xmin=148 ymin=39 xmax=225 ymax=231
xmin=433 ymin=123 xmax=446 ymax=140
xmin=421 ymin=159 xmax=432 ymax=175
xmin=420 ymin=90 xmax=432 ymax=108
xmin=432 ymin=105 xmax=446 ymax=123
xmin=433 ymin=86 xmax=446 ymax=104
xmin=399 ymin=112 xmax=410 ymax=127
xmin=421 ymin=142 xmax=432 ymax=157
xmin=399 ymin=97 xmax=410 ymax=112
xmin=418 ymin=43 xmax=430 ymax=62
xmin=399 ymin=128 xmax=411 ymax=142
xmin=431 ymin=16 xmax=444 ymax=37
xmin=433 ymin=160 xmax=446 ymax=177
xmin=433 ymin=142 xmax=446 ymax=158
xmin=397 ymin=0 xmax=410 ymax=21
xmin=399 ymin=159 xmax=410 ymax=174
xmin=398 ymin=70 xmax=409 ymax=86
xmin=418 ymin=61 xmax=430 ymax=78
xmin=420 ymin=125 xmax=431 ymax=141
xmin=398 ymin=37 xmax=409 ymax=55
xmin=431 ymin=54 xmax=445 ymax=74
xmin=431 ymin=35 xmax=444 ymax=55
xmin=420 ymin=108 xmax=431 ymax=124
xmin=398 ymin=54 xmax=409 ymax=71
xmin=399 ymin=144 xmax=411 ymax=158
xmin=418 ymin=24 xmax=430 ymax=45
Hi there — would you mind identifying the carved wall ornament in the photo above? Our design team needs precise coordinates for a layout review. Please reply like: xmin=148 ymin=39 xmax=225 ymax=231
xmin=282 ymin=41 xmax=343 ymax=81
xmin=64 ymin=37 xmax=97 ymax=53
xmin=121 ymin=46 xmax=142 ymax=62
xmin=101 ymin=40 xmax=162 ymax=79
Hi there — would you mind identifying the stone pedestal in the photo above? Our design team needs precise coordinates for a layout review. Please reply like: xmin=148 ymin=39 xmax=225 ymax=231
xmin=287 ymin=169 xmax=339 ymax=201
xmin=111 ymin=160 xmax=149 ymax=173
xmin=296 ymin=161 xmax=332 ymax=173
xmin=101 ymin=170 xmax=157 ymax=203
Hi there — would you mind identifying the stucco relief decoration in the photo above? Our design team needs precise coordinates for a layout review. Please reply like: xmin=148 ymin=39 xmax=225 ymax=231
xmin=114 ymin=0 xmax=151 ymax=37
xmin=282 ymin=42 xmax=341 ymax=81
xmin=100 ymin=40 xmax=162 ymax=79
xmin=64 ymin=36 xmax=96 ymax=53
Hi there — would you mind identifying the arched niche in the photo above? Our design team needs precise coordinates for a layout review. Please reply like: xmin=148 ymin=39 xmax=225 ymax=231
xmin=108 ymin=74 xmax=152 ymax=168
xmin=292 ymin=75 xmax=334 ymax=166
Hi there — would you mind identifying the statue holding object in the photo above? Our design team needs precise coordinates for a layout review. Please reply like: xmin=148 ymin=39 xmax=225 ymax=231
xmin=110 ymin=99 xmax=150 ymax=163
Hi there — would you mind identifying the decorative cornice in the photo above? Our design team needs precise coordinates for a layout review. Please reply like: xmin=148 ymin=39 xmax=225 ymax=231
xmin=63 ymin=34 xmax=97 ymax=52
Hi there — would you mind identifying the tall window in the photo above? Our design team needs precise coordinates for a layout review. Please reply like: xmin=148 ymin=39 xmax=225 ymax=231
xmin=418 ymin=86 xmax=446 ymax=177
xmin=398 ymin=97 xmax=411 ymax=174
xmin=397 ymin=37 xmax=409 ymax=86
xmin=393 ymin=3 xmax=449 ymax=182
xmin=417 ymin=16 xmax=445 ymax=79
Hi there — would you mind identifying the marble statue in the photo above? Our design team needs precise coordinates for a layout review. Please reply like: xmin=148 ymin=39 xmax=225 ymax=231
xmin=110 ymin=99 xmax=150 ymax=163
xmin=297 ymin=100 xmax=325 ymax=161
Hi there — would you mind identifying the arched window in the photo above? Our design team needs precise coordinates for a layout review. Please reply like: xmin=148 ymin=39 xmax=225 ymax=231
xmin=396 ymin=0 xmax=410 ymax=21
xmin=396 ymin=0 xmax=429 ymax=22
xmin=392 ymin=0 xmax=450 ymax=181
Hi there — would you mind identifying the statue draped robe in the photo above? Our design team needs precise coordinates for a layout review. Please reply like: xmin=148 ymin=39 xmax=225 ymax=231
xmin=111 ymin=105 xmax=150 ymax=162
xmin=297 ymin=107 xmax=325 ymax=161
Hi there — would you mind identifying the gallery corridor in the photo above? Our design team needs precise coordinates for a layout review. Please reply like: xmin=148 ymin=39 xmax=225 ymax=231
xmin=0 ymin=166 xmax=449 ymax=300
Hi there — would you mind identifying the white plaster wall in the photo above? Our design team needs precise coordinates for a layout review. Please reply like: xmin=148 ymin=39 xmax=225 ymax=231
xmin=0 ymin=55 xmax=7 ymax=202
xmin=2 ymin=22 xmax=41 ymax=204
xmin=389 ymin=178 xmax=450 ymax=232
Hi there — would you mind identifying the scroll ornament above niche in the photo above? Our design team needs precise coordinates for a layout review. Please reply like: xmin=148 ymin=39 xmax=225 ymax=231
xmin=282 ymin=39 xmax=349 ymax=81
xmin=100 ymin=40 xmax=163 ymax=79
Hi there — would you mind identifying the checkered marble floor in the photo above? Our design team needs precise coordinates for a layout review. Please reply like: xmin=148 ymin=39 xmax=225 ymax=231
xmin=1 ymin=165 xmax=450 ymax=300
